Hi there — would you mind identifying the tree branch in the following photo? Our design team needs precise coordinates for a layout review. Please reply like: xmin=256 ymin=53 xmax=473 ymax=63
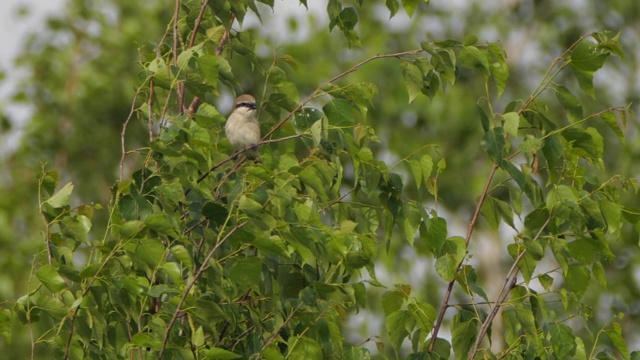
xmin=158 ymin=221 xmax=247 ymax=358
xmin=428 ymin=162 xmax=499 ymax=353
xmin=467 ymin=214 xmax=552 ymax=359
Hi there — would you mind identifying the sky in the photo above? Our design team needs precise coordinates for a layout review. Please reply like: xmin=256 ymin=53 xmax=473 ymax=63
xmin=0 ymin=0 xmax=64 ymax=157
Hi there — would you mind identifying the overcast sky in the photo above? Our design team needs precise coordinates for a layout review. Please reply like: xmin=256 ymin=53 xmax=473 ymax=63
xmin=0 ymin=0 xmax=64 ymax=157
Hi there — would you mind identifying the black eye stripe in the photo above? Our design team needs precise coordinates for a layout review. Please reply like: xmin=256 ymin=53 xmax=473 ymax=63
xmin=235 ymin=102 xmax=257 ymax=109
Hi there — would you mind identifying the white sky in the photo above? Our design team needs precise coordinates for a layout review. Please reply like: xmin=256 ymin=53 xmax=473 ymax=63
xmin=0 ymin=0 xmax=65 ymax=157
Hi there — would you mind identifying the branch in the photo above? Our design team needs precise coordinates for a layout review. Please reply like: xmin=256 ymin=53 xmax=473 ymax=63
xmin=148 ymin=77 xmax=154 ymax=141
xmin=158 ymin=221 xmax=247 ymax=359
xmin=259 ymin=302 xmax=303 ymax=352
xmin=192 ymin=133 xmax=308 ymax=190
xmin=467 ymin=214 xmax=552 ymax=359
xmin=428 ymin=162 xmax=499 ymax=353
xmin=187 ymin=13 xmax=235 ymax=116
xmin=120 ymin=88 xmax=144 ymax=182
xmin=173 ymin=0 xmax=185 ymax=115
xmin=188 ymin=0 xmax=210 ymax=48
xmin=262 ymin=49 xmax=423 ymax=140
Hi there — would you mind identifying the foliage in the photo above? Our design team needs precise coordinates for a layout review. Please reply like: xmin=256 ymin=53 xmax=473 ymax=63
xmin=2 ymin=0 xmax=640 ymax=359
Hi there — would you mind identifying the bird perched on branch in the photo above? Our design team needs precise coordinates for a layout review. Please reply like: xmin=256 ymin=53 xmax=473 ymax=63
xmin=225 ymin=94 xmax=260 ymax=160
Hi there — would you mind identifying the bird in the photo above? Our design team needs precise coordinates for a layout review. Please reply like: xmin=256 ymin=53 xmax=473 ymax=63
xmin=225 ymin=94 xmax=261 ymax=160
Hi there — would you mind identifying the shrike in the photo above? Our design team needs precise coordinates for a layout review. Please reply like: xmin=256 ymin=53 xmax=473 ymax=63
xmin=225 ymin=94 xmax=260 ymax=159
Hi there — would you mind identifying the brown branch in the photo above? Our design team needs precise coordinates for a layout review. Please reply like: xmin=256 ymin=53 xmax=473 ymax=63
xmin=259 ymin=302 xmax=303 ymax=352
xmin=188 ymin=0 xmax=210 ymax=48
xmin=187 ymin=13 xmax=235 ymax=116
xmin=518 ymin=34 xmax=590 ymax=115
xmin=120 ymin=89 xmax=143 ymax=182
xmin=148 ymin=77 xmax=154 ymax=141
xmin=468 ymin=214 xmax=552 ymax=359
xmin=428 ymin=163 xmax=499 ymax=353
xmin=263 ymin=49 xmax=422 ymax=140
xmin=319 ymin=187 xmax=357 ymax=211
xmin=216 ymin=14 xmax=235 ymax=56
xmin=158 ymin=221 xmax=247 ymax=358
xmin=192 ymin=133 xmax=308 ymax=189
xmin=64 ymin=236 xmax=133 ymax=359
xmin=173 ymin=0 xmax=185 ymax=115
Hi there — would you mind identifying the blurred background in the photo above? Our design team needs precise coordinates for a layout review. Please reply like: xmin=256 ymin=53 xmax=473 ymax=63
xmin=1 ymin=0 xmax=639 ymax=355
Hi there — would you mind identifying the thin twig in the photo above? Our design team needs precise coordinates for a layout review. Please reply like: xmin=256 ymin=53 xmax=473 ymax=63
xmin=319 ymin=187 xmax=357 ymax=211
xmin=173 ymin=0 xmax=185 ymax=115
xmin=192 ymin=133 xmax=308 ymax=189
xmin=148 ymin=77 xmax=154 ymax=141
xmin=186 ymin=13 xmax=235 ymax=116
xmin=518 ymin=34 xmax=590 ymax=115
xmin=120 ymin=90 xmax=143 ymax=181
xmin=64 ymin=234 xmax=134 ymax=359
xmin=263 ymin=49 xmax=422 ymax=140
xmin=259 ymin=302 xmax=303 ymax=352
xmin=158 ymin=221 xmax=247 ymax=358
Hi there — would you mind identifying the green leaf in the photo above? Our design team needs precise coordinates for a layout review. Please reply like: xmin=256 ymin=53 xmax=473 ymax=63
xmin=402 ymin=0 xmax=422 ymax=17
xmin=565 ymin=264 xmax=590 ymax=298
xmin=36 ymin=264 xmax=67 ymax=292
xmin=514 ymin=303 xmax=539 ymax=346
xmin=293 ymin=106 xmax=323 ymax=133
xmin=459 ymin=46 xmax=490 ymax=76
xmin=144 ymin=213 xmax=179 ymax=237
xmin=542 ymin=135 xmax=563 ymax=167
xmin=427 ymin=338 xmax=451 ymax=359
xmin=131 ymin=333 xmax=162 ymax=350
xmin=385 ymin=0 xmax=399 ymax=17
xmin=571 ymin=40 xmax=609 ymax=72
xmin=546 ymin=184 xmax=578 ymax=213
xmin=196 ymin=54 xmax=219 ymax=91
xmin=408 ymin=301 xmax=435 ymax=333
xmin=555 ymin=85 xmax=583 ymax=122
xmin=562 ymin=127 xmax=602 ymax=160
xmin=135 ymin=237 xmax=166 ymax=268
xmin=419 ymin=214 xmax=447 ymax=255
xmin=538 ymin=274 xmax=554 ymax=291
xmin=451 ymin=310 xmax=478 ymax=359
xmin=400 ymin=61 xmax=423 ymax=103
xmin=323 ymin=98 xmax=354 ymax=125
xmin=432 ymin=48 xmax=457 ymax=85
xmin=227 ymin=258 xmax=262 ymax=288
xmin=456 ymin=266 xmax=489 ymax=301
xmin=481 ymin=127 xmax=505 ymax=163
xmin=601 ymin=112 xmax=626 ymax=143
xmin=202 ymin=202 xmax=229 ymax=226
xmin=601 ymin=200 xmax=621 ymax=238
xmin=382 ymin=290 xmax=405 ymax=316
xmin=337 ymin=7 xmax=358 ymax=30
xmin=253 ymin=235 xmax=290 ymax=258
xmin=436 ymin=253 xmax=457 ymax=281
xmin=45 ymin=182 xmax=74 ymax=208
xmin=605 ymin=323 xmax=629 ymax=360
xmin=502 ymin=112 xmax=520 ymax=137
xmin=408 ymin=154 xmax=433 ymax=189
xmin=593 ymin=261 xmax=607 ymax=288
xmin=421 ymin=70 xmax=440 ymax=99
xmin=489 ymin=42 xmax=509 ymax=97
xmin=476 ymin=104 xmax=491 ymax=132
xmin=570 ymin=65 xmax=595 ymax=98
xmin=547 ymin=322 xmax=576 ymax=358
xmin=288 ymin=336 xmax=323 ymax=360
xmin=386 ymin=310 xmax=411 ymax=352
